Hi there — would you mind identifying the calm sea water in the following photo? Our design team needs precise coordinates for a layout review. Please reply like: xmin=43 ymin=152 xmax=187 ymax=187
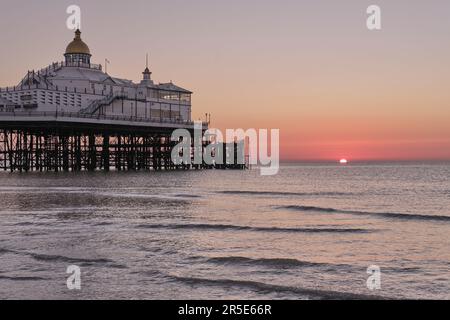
xmin=0 ymin=163 xmax=449 ymax=300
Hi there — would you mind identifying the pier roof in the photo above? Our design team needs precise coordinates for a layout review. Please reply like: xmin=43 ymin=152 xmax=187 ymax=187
xmin=157 ymin=82 xmax=192 ymax=94
xmin=51 ymin=66 xmax=107 ymax=82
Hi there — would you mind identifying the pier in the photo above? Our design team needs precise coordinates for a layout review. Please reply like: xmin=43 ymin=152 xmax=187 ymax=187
xmin=0 ymin=29 xmax=245 ymax=172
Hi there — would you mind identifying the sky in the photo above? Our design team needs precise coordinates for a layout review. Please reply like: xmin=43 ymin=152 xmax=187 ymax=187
xmin=1 ymin=0 xmax=450 ymax=161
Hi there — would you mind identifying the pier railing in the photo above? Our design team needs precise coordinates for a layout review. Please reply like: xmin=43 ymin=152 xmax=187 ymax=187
xmin=38 ymin=61 xmax=102 ymax=74
xmin=0 ymin=111 xmax=207 ymax=127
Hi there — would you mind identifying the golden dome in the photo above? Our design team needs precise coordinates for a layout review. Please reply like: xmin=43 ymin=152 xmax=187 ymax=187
xmin=65 ymin=29 xmax=91 ymax=56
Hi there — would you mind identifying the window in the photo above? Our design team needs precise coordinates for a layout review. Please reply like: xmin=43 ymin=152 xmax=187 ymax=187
xmin=158 ymin=91 xmax=180 ymax=101
xmin=180 ymin=94 xmax=191 ymax=103
xmin=152 ymin=109 xmax=181 ymax=119
xmin=66 ymin=54 xmax=91 ymax=65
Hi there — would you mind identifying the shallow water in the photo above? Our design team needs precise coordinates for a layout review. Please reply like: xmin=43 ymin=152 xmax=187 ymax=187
xmin=0 ymin=163 xmax=449 ymax=299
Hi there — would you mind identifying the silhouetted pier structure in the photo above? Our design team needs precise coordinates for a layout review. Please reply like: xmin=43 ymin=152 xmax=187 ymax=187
xmin=0 ymin=112 xmax=247 ymax=172
xmin=0 ymin=113 xmax=192 ymax=172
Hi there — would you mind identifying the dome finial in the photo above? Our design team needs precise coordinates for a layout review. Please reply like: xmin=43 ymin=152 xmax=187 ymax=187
xmin=65 ymin=28 xmax=91 ymax=56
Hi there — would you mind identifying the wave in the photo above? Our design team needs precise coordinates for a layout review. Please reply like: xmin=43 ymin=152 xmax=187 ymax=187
xmin=93 ymin=222 xmax=114 ymax=226
xmin=29 ymin=253 xmax=127 ymax=268
xmin=12 ymin=222 xmax=35 ymax=226
xmin=30 ymin=253 xmax=111 ymax=264
xmin=168 ymin=275 xmax=385 ymax=300
xmin=203 ymin=256 xmax=351 ymax=270
xmin=136 ymin=223 xmax=373 ymax=234
xmin=0 ymin=275 xmax=48 ymax=281
xmin=174 ymin=194 xmax=202 ymax=198
xmin=0 ymin=248 xmax=126 ymax=268
xmin=200 ymin=256 xmax=420 ymax=274
xmin=96 ymin=192 xmax=190 ymax=201
xmin=219 ymin=190 xmax=356 ymax=197
xmin=277 ymin=205 xmax=450 ymax=222
xmin=0 ymin=248 xmax=16 ymax=255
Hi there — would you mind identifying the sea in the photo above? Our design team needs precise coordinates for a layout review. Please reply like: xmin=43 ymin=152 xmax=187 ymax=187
xmin=0 ymin=162 xmax=449 ymax=299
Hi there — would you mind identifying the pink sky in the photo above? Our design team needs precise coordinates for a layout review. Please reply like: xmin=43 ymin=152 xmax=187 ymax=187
xmin=1 ymin=0 xmax=450 ymax=161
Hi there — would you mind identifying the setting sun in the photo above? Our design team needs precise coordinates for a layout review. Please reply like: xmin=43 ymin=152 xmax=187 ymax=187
xmin=339 ymin=159 xmax=348 ymax=164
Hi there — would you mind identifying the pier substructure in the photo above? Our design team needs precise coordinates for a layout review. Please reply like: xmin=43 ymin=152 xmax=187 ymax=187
xmin=0 ymin=123 xmax=212 ymax=172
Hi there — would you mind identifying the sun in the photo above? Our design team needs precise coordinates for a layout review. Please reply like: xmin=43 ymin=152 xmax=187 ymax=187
xmin=339 ymin=159 xmax=348 ymax=164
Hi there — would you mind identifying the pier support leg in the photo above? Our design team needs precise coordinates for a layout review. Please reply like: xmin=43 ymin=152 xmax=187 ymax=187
xmin=88 ymin=133 xmax=96 ymax=172
xmin=102 ymin=134 xmax=110 ymax=172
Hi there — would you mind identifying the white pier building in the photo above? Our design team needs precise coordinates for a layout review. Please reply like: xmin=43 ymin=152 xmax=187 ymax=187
xmin=0 ymin=29 xmax=194 ymax=126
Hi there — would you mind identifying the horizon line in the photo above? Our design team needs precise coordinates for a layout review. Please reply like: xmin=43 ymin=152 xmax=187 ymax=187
xmin=279 ymin=159 xmax=450 ymax=163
